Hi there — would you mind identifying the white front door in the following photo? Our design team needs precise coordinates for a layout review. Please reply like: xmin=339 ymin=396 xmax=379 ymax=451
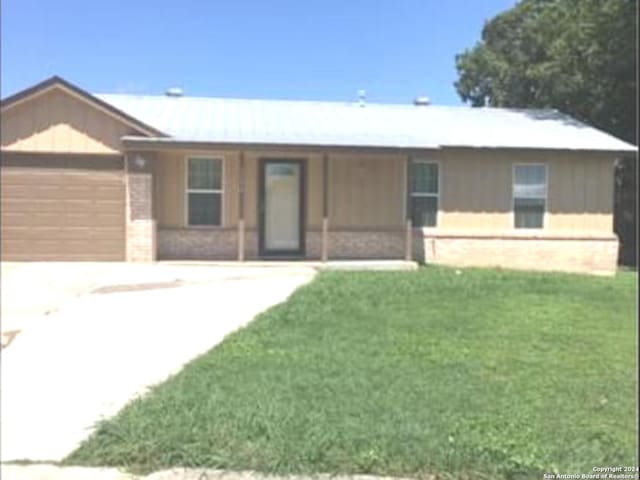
xmin=263 ymin=161 xmax=303 ymax=254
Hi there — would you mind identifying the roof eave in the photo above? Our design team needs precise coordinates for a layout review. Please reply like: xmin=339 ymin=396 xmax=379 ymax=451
xmin=442 ymin=144 xmax=638 ymax=155
xmin=120 ymin=136 xmax=442 ymax=154
xmin=122 ymin=136 xmax=638 ymax=156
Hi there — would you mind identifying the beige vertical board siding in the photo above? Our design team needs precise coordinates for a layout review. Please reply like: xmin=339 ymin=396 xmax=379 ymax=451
xmin=1 ymin=88 xmax=137 ymax=154
xmin=438 ymin=150 xmax=511 ymax=230
xmin=599 ymin=159 xmax=614 ymax=231
xmin=547 ymin=155 xmax=614 ymax=233
xmin=224 ymin=152 xmax=240 ymax=227
xmin=154 ymin=150 xmax=239 ymax=228
xmin=435 ymin=148 xmax=615 ymax=235
xmin=495 ymin=155 xmax=512 ymax=226
xmin=154 ymin=151 xmax=184 ymax=228
xmin=244 ymin=153 xmax=258 ymax=228
xmin=547 ymin=159 xmax=570 ymax=231
xmin=154 ymin=148 xmax=401 ymax=230
xmin=306 ymin=154 xmax=323 ymax=228
xmin=547 ymin=153 xmax=586 ymax=232
xmin=150 ymin=146 xmax=615 ymax=236
xmin=584 ymin=157 xmax=598 ymax=215
xmin=549 ymin=156 xmax=578 ymax=231
xmin=588 ymin=157 xmax=609 ymax=232
xmin=574 ymin=158 xmax=587 ymax=231
xmin=329 ymin=152 xmax=404 ymax=228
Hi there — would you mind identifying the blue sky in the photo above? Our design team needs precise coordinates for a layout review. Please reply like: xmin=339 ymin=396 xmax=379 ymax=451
xmin=1 ymin=0 xmax=516 ymax=105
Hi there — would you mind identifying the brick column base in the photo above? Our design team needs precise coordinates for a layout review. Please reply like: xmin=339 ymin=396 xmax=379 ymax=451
xmin=126 ymin=153 xmax=155 ymax=262
xmin=127 ymin=220 xmax=156 ymax=262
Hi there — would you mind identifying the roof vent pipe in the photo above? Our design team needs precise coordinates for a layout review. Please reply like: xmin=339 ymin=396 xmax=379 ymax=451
xmin=165 ymin=87 xmax=183 ymax=97
xmin=413 ymin=96 xmax=430 ymax=106
xmin=357 ymin=89 xmax=366 ymax=107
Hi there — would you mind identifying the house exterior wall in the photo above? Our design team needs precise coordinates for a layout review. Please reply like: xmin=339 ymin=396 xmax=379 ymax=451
xmin=154 ymin=149 xmax=406 ymax=231
xmin=415 ymin=148 xmax=618 ymax=274
xmin=0 ymin=78 xmax=622 ymax=271
xmin=1 ymin=87 xmax=138 ymax=154
xmin=412 ymin=148 xmax=614 ymax=234
xmin=151 ymin=146 xmax=618 ymax=272
xmin=153 ymin=148 xmax=409 ymax=260
xmin=329 ymin=152 xmax=405 ymax=228
xmin=153 ymin=147 xmax=615 ymax=234
xmin=153 ymin=149 xmax=240 ymax=228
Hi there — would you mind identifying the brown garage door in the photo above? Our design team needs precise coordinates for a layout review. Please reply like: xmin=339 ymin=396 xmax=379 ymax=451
xmin=1 ymin=153 xmax=126 ymax=260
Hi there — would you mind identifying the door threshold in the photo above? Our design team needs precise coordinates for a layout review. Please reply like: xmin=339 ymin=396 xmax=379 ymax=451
xmin=259 ymin=255 xmax=306 ymax=261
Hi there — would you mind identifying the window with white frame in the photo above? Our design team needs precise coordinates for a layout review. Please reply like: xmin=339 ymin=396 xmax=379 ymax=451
xmin=409 ymin=161 xmax=439 ymax=227
xmin=187 ymin=157 xmax=222 ymax=226
xmin=513 ymin=164 xmax=546 ymax=229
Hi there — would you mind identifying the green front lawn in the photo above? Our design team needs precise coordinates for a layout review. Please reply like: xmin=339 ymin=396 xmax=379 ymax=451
xmin=66 ymin=267 xmax=638 ymax=479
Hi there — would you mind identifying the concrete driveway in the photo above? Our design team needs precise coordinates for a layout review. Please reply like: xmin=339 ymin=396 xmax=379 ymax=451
xmin=1 ymin=262 xmax=316 ymax=462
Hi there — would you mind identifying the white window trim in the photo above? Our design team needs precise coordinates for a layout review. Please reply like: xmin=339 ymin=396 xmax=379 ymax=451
xmin=185 ymin=156 xmax=225 ymax=228
xmin=408 ymin=159 xmax=441 ymax=229
xmin=511 ymin=162 xmax=548 ymax=230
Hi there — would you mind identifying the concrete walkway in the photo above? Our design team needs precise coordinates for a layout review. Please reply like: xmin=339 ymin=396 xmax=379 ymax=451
xmin=1 ymin=264 xmax=316 ymax=462
xmin=1 ymin=465 xmax=429 ymax=480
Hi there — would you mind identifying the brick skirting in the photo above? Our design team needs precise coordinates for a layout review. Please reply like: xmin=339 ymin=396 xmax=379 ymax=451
xmin=158 ymin=228 xmax=241 ymax=260
xmin=326 ymin=230 xmax=405 ymax=259
xmin=157 ymin=228 xmax=406 ymax=260
xmin=421 ymin=234 xmax=619 ymax=275
xmin=155 ymin=228 xmax=618 ymax=274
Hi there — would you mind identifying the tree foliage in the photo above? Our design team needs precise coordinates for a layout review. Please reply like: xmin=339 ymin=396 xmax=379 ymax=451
xmin=455 ymin=0 xmax=637 ymax=264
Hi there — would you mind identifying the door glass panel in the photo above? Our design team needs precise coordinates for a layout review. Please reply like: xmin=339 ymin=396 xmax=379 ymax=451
xmin=265 ymin=163 xmax=300 ymax=251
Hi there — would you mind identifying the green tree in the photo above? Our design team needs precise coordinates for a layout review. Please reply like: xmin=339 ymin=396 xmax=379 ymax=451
xmin=455 ymin=0 xmax=637 ymax=265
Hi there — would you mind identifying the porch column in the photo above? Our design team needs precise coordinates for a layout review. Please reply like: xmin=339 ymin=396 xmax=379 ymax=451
xmin=321 ymin=152 xmax=329 ymax=262
xmin=237 ymin=151 xmax=246 ymax=261
xmin=405 ymin=156 xmax=412 ymax=262
xmin=125 ymin=151 xmax=156 ymax=262
xmin=405 ymin=219 xmax=413 ymax=261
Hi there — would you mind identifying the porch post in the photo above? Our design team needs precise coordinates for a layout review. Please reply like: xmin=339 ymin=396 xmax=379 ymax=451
xmin=238 ymin=151 xmax=245 ymax=262
xmin=321 ymin=152 xmax=329 ymax=262
xmin=405 ymin=156 xmax=412 ymax=262
xmin=405 ymin=218 xmax=413 ymax=261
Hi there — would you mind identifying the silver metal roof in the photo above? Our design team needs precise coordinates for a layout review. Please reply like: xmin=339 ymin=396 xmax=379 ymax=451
xmin=95 ymin=93 xmax=637 ymax=152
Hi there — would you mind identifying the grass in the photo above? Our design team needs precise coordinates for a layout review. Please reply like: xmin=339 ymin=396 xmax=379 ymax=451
xmin=65 ymin=266 xmax=638 ymax=479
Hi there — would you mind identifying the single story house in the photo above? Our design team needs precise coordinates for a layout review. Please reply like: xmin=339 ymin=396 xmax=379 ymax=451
xmin=1 ymin=76 xmax=636 ymax=274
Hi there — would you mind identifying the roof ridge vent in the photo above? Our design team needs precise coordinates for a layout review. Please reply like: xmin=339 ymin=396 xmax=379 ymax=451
xmin=165 ymin=87 xmax=183 ymax=97
xmin=413 ymin=96 xmax=430 ymax=106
